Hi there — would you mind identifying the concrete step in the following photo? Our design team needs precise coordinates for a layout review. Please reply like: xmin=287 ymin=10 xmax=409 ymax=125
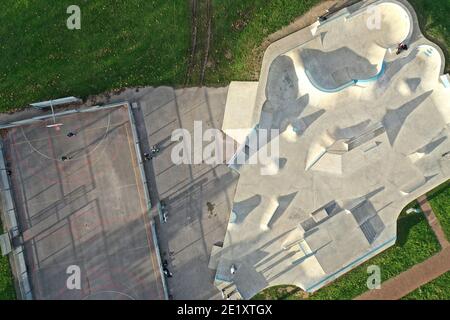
xmin=215 ymin=280 xmax=242 ymax=300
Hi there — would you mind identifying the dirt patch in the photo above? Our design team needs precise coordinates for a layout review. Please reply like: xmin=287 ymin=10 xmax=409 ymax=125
xmin=200 ymin=0 xmax=213 ymax=85
xmin=185 ymin=0 xmax=199 ymax=85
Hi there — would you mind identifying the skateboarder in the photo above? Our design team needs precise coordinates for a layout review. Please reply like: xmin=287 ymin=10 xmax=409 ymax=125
xmin=396 ymin=42 xmax=408 ymax=55
xmin=230 ymin=264 xmax=236 ymax=275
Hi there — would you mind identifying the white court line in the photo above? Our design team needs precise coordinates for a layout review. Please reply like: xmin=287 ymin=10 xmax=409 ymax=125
xmin=82 ymin=290 xmax=136 ymax=300
xmin=10 ymin=122 xmax=126 ymax=146
xmin=20 ymin=113 xmax=111 ymax=162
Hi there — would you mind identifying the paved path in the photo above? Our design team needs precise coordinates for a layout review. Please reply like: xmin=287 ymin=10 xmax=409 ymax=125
xmin=418 ymin=195 xmax=450 ymax=248
xmin=356 ymin=247 xmax=450 ymax=300
xmin=356 ymin=196 xmax=450 ymax=300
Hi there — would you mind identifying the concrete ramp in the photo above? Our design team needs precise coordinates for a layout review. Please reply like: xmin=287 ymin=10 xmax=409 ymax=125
xmin=222 ymin=82 xmax=259 ymax=145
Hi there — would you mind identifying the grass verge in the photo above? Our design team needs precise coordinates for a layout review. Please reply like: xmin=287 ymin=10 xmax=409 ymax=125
xmin=205 ymin=0 xmax=321 ymax=84
xmin=0 ymin=220 xmax=15 ymax=300
xmin=402 ymin=271 xmax=450 ymax=300
xmin=409 ymin=0 xmax=450 ymax=74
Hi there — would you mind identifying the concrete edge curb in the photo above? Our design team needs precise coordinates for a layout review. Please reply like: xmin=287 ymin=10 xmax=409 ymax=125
xmin=0 ymin=140 xmax=32 ymax=300
xmin=127 ymin=102 xmax=169 ymax=300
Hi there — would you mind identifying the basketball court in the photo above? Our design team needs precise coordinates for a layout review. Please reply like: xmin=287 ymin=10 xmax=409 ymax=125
xmin=0 ymin=104 xmax=164 ymax=299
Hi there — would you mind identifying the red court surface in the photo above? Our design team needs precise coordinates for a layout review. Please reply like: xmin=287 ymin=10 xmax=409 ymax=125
xmin=1 ymin=105 xmax=164 ymax=299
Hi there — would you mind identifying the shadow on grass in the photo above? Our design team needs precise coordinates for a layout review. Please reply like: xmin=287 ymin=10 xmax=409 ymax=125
xmin=396 ymin=211 xmax=426 ymax=247
xmin=252 ymin=285 xmax=304 ymax=300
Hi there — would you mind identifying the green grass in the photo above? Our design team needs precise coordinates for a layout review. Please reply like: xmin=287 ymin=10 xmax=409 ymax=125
xmin=0 ymin=0 xmax=190 ymax=111
xmin=409 ymin=0 xmax=450 ymax=73
xmin=205 ymin=0 xmax=321 ymax=84
xmin=253 ymin=209 xmax=441 ymax=300
xmin=0 ymin=220 xmax=15 ymax=300
xmin=252 ymin=285 xmax=307 ymax=300
xmin=427 ymin=180 xmax=450 ymax=241
xmin=402 ymin=271 xmax=450 ymax=300
xmin=1 ymin=0 xmax=449 ymax=111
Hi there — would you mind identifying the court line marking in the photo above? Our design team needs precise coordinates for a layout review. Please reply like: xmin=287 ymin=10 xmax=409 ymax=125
xmin=6 ymin=108 xmax=153 ymax=299
xmin=10 ymin=122 xmax=127 ymax=146
xmin=30 ymin=245 xmax=160 ymax=272
xmin=125 ymin=124 xmax=163 ymax=299
xmin=20 ymin=113 xmax=112 ymax=161
xmin=19 ymin=183 xmax=139 ymax=209
xmin=83 ymin=290 xmax=135 ymax=300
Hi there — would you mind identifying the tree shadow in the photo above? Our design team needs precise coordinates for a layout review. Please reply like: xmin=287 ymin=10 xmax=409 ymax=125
xmin=396 ymin=211 xmax=426 ymax=247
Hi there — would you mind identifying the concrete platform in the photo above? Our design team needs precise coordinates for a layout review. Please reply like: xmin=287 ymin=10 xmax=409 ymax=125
xmin=125 ymin=87 xmax=240 ymax=300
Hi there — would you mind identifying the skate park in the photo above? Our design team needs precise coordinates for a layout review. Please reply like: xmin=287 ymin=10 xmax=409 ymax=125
xmin=215 ymin=0 xmax=450 ymax=299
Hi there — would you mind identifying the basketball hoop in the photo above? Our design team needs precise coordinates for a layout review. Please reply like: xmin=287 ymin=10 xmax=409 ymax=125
xmin=46 ymin=100 xmax=63 ymax=130
xmin=46 ymin=123 xmax=64 ymax=130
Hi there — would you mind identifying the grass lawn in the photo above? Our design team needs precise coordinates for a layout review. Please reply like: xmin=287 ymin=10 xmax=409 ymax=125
xmin=206 ymin=0 xmax=321 ymax=84
xmin=0 ymin=220 xmax=15 ymax=300
xmin=1 ymin=1 xmax=448 ymax=111
xmin=252 ymin=208 xmax=441 ymax=300
xmin=427 ymin=180 xmax=450 ymax=241
xmin=402 ymin=271 xmax=450 ymax=300
xmin=0 ymin=0 xmax=190 ymax=112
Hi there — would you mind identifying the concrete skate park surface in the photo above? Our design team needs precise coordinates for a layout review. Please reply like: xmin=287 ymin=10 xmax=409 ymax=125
xmin=217 ymin=0 xmax=450 ymax=299
xmin=0 ymin=105 xmax=164 ymax=299
xmin=103 ymin=87 xmax=239 ymax=300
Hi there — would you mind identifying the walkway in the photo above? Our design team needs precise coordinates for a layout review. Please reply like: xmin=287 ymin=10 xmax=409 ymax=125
xmin=356 ymin=196 xmax=450 ymax=300
xmin=418 ymin=195 xmax=450 ymax=248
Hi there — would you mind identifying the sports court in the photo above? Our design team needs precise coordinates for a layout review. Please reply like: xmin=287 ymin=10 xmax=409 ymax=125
xmin=0 ymin=104 xmax=164 ymax=299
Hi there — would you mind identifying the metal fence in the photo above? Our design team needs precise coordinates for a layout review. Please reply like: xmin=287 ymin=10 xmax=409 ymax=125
xmin=128 ymin=102 xmax=169 ymax=300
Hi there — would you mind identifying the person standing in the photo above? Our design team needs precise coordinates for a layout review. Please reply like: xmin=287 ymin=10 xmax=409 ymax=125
xmin=67 ymin=131 xmax=77 ymax=137
xmin=143 ymin=152 xmax=152 ymax=161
